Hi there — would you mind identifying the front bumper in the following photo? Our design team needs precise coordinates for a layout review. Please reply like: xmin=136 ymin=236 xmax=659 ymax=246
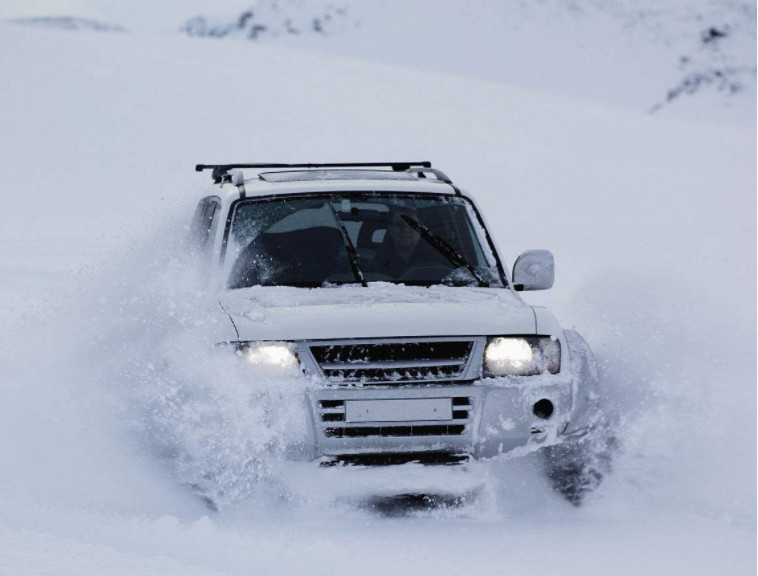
xmin=272 ymin=330 xmax=599 ymax=462
xmin=299 ymin=375 xmax=573 ymax=460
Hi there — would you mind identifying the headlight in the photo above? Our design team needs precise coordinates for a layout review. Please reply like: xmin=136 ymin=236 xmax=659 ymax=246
xmin=483 ymin=336 xmax=560 ymax=377
xmin=229 ymin=341 xmax=301 ymax=374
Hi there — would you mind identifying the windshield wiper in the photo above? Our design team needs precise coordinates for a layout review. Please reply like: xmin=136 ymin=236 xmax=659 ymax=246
xmin=327 ymin=203 xmax=367 ymax=287
xmin=401 ymin=215 xmax=489 ymax=287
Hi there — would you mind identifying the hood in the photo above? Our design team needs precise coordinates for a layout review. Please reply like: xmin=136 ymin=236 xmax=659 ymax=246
xmin=218 ymin=284 xmax=536 ymax=342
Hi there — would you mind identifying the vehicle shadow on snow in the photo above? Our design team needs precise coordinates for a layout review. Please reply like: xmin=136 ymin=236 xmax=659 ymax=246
xmin=349 ymin=489 xmax=483 ymax=518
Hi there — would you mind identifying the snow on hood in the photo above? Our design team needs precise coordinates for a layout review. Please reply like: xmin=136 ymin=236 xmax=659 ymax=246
xmin=218 ymin=283 xmax=535 ymax=342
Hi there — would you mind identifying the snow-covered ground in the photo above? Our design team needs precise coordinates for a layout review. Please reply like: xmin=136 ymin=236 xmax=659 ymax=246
xmin=0 ymin=2 xmax=755 ymax=574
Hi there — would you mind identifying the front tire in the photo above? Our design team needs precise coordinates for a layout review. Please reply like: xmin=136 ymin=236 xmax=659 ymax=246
xmin=542 ymin=417 xmax=616 ymax=505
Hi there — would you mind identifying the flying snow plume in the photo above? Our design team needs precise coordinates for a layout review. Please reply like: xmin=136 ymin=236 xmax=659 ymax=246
xmin=565 ymin=267 xmax=756 ymax=528
xmin=0 ymin=214 xmax=317 ymax=513
xmin=91 ymin=224 xmax=323 ymax=508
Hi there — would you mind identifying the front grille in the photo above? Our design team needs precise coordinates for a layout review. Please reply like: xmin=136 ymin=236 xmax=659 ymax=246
xmin=317 ymin=396 xmax=473 ymax=438
xmin=309 ymin=339 xmax=474 ymax=384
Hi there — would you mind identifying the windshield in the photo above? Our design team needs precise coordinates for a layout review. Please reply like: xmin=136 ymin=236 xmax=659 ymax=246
xmin=225 ymin=194 xmax=504 ymax=289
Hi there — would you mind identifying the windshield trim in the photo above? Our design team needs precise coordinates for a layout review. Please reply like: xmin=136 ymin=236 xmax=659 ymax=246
xmin=220 ymin=191 xmax=509 ymax=289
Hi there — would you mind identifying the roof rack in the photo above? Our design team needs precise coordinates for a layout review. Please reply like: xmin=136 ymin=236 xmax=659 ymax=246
xmin=406 ymin=166 xmax=452 ymax=184
xmin=195 ymin=162 xmax=432 ymax=184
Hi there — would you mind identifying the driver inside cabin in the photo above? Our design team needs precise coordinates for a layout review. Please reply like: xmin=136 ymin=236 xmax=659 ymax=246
xmin=373 ymin=209 xmax=439 ymax=278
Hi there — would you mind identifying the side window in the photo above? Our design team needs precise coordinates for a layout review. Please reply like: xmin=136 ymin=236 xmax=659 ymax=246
xmin=189 ymin=197 xmax=221 ymax=257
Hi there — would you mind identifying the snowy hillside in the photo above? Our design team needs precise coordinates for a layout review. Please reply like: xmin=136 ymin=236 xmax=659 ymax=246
xmin=0 ymin=2 xmax=755 ymax=575
xmin=3 ymin=0 xmax=756 ymax=122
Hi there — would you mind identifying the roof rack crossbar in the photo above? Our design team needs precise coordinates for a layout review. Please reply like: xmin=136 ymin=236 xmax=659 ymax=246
xmin=196 ymin=162 xmax=432 ymax=183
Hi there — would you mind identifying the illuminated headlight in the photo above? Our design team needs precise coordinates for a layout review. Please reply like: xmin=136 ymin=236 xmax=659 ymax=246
xmin=235 ymin=342 xmax=300 ymax=373
xmin=483 ymin=336 xmax=560 ymax=377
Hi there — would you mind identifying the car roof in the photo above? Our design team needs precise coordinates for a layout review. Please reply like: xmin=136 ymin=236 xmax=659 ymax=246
xmin=203 ymin=169 xmax=459 ymax=202
xmin=258 ymin=169 xmax=419 ymax=182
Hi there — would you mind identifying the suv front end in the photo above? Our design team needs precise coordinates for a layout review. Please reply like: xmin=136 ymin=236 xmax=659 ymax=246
xmin=192 ymin=163 xmax=602 ymax=486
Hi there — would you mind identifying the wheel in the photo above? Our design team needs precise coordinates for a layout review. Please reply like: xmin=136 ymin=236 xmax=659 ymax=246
xmin=542 ymin=416 xmax=616 ymax=505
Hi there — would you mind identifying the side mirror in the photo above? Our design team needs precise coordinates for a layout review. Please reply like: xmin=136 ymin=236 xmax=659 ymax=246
xmin=512 ymin=250 xmax=554 ymax=291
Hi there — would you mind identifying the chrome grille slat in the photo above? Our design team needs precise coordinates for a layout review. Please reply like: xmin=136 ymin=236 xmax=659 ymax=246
xmin=319 ymin=358 xmax=466 ymax=370
xmin=324 ymin=424 xmax=467 ymax=438
xmin=318 ymin=406 xmax=346 ymax=414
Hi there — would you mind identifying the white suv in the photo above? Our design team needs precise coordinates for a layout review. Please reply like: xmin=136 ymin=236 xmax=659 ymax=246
xmin=190 ymin=162 xmax=604 ymax=500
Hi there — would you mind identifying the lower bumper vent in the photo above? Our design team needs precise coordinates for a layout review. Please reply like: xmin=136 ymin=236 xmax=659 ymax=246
xmin=324 ymin=425 xmax=466 ymax=438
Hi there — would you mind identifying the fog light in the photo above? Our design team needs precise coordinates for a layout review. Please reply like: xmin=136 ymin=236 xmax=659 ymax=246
xmin=533 ymin=399 xmax=554 ymax=419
